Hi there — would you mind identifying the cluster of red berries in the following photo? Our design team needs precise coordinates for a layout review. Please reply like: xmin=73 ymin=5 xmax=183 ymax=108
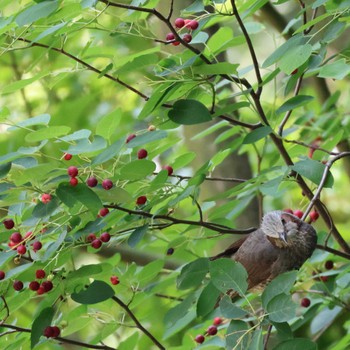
xmin=283 ymin=208 xmax=319 ymax=222
xmin=43 ymin=325 xmax=61 ymax=338
xmin=67 ymin=166 xmax=79 ymax=186
xmin=86 ymin=232 xmax=111 ymax=249
xmin=166 ymin=17 xmax=199 ymax=46
xmin=110 ymin=275 xmax=120 ymax=285
xmin=12 ymin=269 xmax=54 ymax=294
xmin=194 ymin=317 xmax=223 ymax=344
xmin=7 ymin=230 xmax=42 ymax=255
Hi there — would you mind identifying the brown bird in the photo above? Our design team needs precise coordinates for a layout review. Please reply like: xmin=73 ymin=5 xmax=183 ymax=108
xmin=211 ymin=210 xmax=317 ymax=293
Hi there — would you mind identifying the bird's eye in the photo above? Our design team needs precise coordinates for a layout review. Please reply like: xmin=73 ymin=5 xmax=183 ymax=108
xmin=281 ymin=218 xmax=286 ymax=225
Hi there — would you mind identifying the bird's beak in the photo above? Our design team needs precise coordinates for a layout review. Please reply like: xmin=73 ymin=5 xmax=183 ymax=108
xmin=279 ymin=231 xmax=288 ymax=244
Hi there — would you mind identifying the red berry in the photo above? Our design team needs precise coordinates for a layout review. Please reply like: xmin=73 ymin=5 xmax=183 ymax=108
xmin=0 ymin=271 xmax=5 ymax=280
xmin=320 ymin=276 xmax=329 ymax=282
xmin=166 ymin=248 xmax=174 ymax=255
xmin=283 ymin=208 xmax=294 ymax=214
xmin=301 ymin=297 xmax=311 ymax=307
xmin=86 ymin=176 xmax=98 ymax=187
xmin=37 ymin=286 xmax=46 ymax=295
xmin=325 ymin=260 xmax=334 ymax=270
xmin=64 ymin=153 xmax=72 ymax=161
xmin=69 ymin=177 xmax=78 ymax=186
xmin=91 ymin=239 xmax=102 ymax=249
xmin=183 ymin=34 xmax=192 ymax=43
xmin=10 ymin=232 xmax=22 ymax=244
xmin=102 ymin=179 xmax=113 ymax=190
xmin=8 ymin=241 xmax=16 ymax=249
xmin=136 ymin=196 xmax=147 ymax=205
xmin=137 ymin=149 xmax=148 ymax=159
xmin=32 ymin=241 xmax=42 ymax=252
xmin=172 ymin=41 xmax=180 ymax=46
xmin=25 ymin=231 xmax=34 ymax=240
xmin=184 ymin=19 xmax=191 ymax=27
xmin=29 ymin=281 xmax=40 ymax=291
xmin=41 ymin=193 xmax=52 ymax=204
xmin=163 ymin=165 xmax=173 ymax=176
xmin=36 ymin=269 xmax=46 ymax=279
xmin=293 ymin=210 xmax=303 ymax=219
xmin=291 ymin=68 xmax=298 ymax=75
xmin=100 ymin=232 xmax=111 ymax=243
xmin=99 ymin=208 xmax=109 ymax=217
xmin=51 ymin=326 xmax=60 ymax=338
xmin=195 ymin=334 xmax=205 ymax=344
xmin=67 ymin=166 xmax=78 ymax=177
xmin=166 ymin=33 xmax=175 ymax=41
xmin=42 ymin=280 xmax=53 ymax=292
xmin=86 ymin=233 xmax=97 ymax=242
xmin=207 ymin=325 xmax=218 ymax=336
xmin=174 ymin=17 xmax=185 ymax=28
xmin=126 ymin=134 xmax=136 ymax=143
xmin=17 ymin=245 xmax=27 ymax=255
xmin=13 ymin=280 xmax=24 ymax=291
xmin=110 ymin=275 xmax=120 ymax=285
xmin=43 ymin=326 xmax=54 ymax=338
xmin=3 ymin=218 xmax=15 ymax=230
xmin=309 ymin=211 xmax=319 ymax=222
xmin=213 ymin=317 xmax=223 ymax=325
xmin=186 ymin=20 xmax=199 ymax=30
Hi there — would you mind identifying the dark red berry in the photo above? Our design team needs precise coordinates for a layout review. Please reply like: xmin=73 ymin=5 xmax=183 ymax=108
xmin=91 ymin=239 xmax=102 ymax=249
xmin=301 ymin=297 xmax=311 ymax=307
xmin=13 ymin=280 xmax=24 ymax=291
xmin=36 ymin=269 xmax=46 ymax=279
xmin=86 ymin=233 xmax=97 ymax=242
xmin=67 ymin=166 xmax=78 ymax=177
xmin=69 ymin=177 xmax=78 ymax=186
xmin=64 ymin=153 xmax=72 ymax=161
xmin=0 ymin=271 xmax=5 ymax=280
xmin=291 ymin=68 xmax=298 ymax=75
xmin=10 ymin=232 xmax=22 ymax=244
xmin=3 ymin=218 xmax=15 ymax=230
xmin=137 ymin=149 xmax=148 ymax=159
xmin=195 ymin=334 xmax=205 ymax=344
xmin=43 ymin=326 xmax=54 ymax=338
xmin=25 ymin=231 xmax=34 ymax=240
xmin=136 ymin=196 xmax=147 ymax=205
xmin=163 ymin=165 xmax=173 ymax=176
xmin=283 ymin=208 xmax=294 ymax=214
xmin=293 ymin=210 xmax=303 ymax=219
xmin=186 ymin=20 xmax=199 ymax=30
xmin=29 ymin=281 xmax=40 ymax=291
xmin=110 ymin=275 xmax=120 ymax=285
xmin=325 ymin=260 xmax=334 ymax=270
xmin=174 ymin=18 xmax=185 ymax=28
xmin=183 ymin=34 xmax=192 ymax=43
xmin=102 ymin=179 xmax=113 ymax=190
xmin=309 ymin=211 xmax=319 ymax=222
xmin=320 ymin=276 xmax=329 ymax=282
xmin=166 ymin=33 xmax=175 ymax=41
xmin=172 ymin=41 xmax=180 ymax=46
xmin=86 ymin=176 xmax=98 ymax=187
xmin=41 ymin=193 xmax=52 ymax=204
xmin=42 ymin=280 xmax=53 ymax=292
xmin=166 ymin=248 xmax=174 ymax=255
xmin=51 ymin=326 xmax=60 ymax=338
xmin=37 ymin=286 xmax=45 ymax=295
xmin=100 ymin=232 xmax=111 ymax=243
xmin=32 ymin=241 xmax=42 ymax=252
xmin=207 ymin=325 xmax=218 ymax=336
xmin=17 ymin=245 xmax=27 ymax=255
xmin=99 ymin=208 xmax=109 ymax=217
xmin=213 ymin=317 xmax=223 ymax=325
xmin=126 ymin=134 xmax=136 ymax=143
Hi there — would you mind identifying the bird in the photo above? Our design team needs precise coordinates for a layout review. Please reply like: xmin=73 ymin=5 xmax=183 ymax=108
xmin=210 ymin=210 xmax=317 ymax=294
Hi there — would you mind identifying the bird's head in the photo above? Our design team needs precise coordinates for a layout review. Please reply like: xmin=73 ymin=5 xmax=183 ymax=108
xmin=261 ymin=210 xmax=304 ymax=248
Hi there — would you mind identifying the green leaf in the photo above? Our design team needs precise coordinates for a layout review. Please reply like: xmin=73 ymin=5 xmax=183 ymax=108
xmin=243 ymin=126 xmax=272 ymax=144
xmin=32 ymin=197 xmax=60 ymax=218
xmin=292 ymin=159 xmax=334 ymax=187
xmin=56 ymin=183 xmax=103 ymax=214
xmin=126 ymin=130 xmax=167 ymax=148
xmin=266 ymin=293 xmax=296 ymax=322
xmin=209 ymin=258 xmax=248 ymax=295
xmin=96 ymin=109 xmax=121 ymax=140
xmin=92 ymin=139 xmax=124 ymax=165
xmin=128 ymin=224 xmax=149 ymax=247
xmin=31 ymin=307 xmax=55 ymax=348
xmin=279 ymin=44 xmax=313 ymax=74
xmin=33 ymin=22 xmax=66 ymax=42
xmin=226 ymin=320 xmax=249 ymax=349
xmin=136 ymin=260 xmax=164 ymax=286
xmin=177 ymin=258 xmax=209 ymax=290
xmin=8 ymin=114 xmax=50 ymax=130
xmin=118 ymin=160 xmax=156 ymax=180
xmin=310 ymin=306 xmax=342 ymax=335
xmin=0 ymin=162 xmax=11 ymax=179
xmin=25 ymin=126 xmax=71 ymax=142
xmin=219 ymin=295 xmax=247 ymax=318
xmin=168 ymin=99 xmax=212 ymax=125
xmin=262 ymin=271 xmax=297 ymax=308
xmin=172 ymin=152 xmax=196 ymax=169
xmin=318 ymin=59 xmax=350 ymax=80
xmin=248 ymin=329 xmax=264 ymax=350
xmin=193 ymin=62 xmax=239 ymax=75
xmin=276 ymin=95 xmax=314 ymax=115
xmin=197 ymin=282 xmax=221 ymax=317
xmin=71 ymin=280 xmax=115 ymax=304
xmin=64 ymin=135 xmax=107 ymax=155
xmin=273 ymin=338 xmax=317 ymax=350
xmin=16 ymin=1 xmax=59 ymax=26
xmin=57 ymin=129 xmax=91 ymax=142
xmin=68 ymin=264 xmax=103 ymax=279
xmin=2 ymin=72 xmax=49 ymax=95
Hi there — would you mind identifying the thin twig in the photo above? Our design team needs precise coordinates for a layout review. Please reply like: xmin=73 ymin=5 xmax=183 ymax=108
xmin=112 ymin=296 xmax=165 ymax=350
xmin=316 ymin=244 xmax=350 ymax=260
xmin=284 ymin=139 xmax=339 ymax=156
xmin=263 ymin=324 xmax=273 ymax=350
xmin=0 ymin=296 xmax=9 ymax=325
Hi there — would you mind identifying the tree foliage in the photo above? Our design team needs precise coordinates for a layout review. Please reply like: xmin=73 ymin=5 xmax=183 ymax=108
xmin=1 ymin=0 xmax=350 ymax=349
